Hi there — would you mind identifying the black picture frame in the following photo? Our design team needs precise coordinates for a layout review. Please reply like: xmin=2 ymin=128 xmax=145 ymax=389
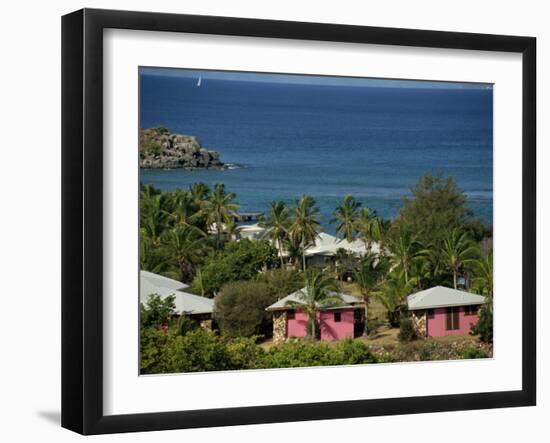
xmin=62 ymin=8 xmax=536 ymax=435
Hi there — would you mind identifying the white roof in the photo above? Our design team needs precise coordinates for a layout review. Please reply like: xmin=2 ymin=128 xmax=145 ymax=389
xmin=140 ymin=270 xmax=189 ymax=291
xmin=266 ymin=287 xmax=363 ymax=311
xmin=140 ymin=270 xmax=213 ymax=315
xmin=305 ymin=232 xmax=380 ymax=257
xmin=407 ymin=286 xmax=485 ymax=311
xmin=237 ymin=223 xmax=266 ymax=233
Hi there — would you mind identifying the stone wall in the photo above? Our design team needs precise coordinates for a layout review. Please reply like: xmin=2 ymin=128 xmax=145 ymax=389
xmin=411 ymin=311 xmax=427 ymax=338
xmin=272 ymin=311 xmax=287 ymax=345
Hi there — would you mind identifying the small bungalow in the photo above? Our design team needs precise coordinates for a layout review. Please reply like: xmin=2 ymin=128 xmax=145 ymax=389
xmin=140 ymin=270 xmax=214 ymax=329
xmin=406 ymin=286 xmax=485 ymax=338
xmin=302 ymin=232 xmax=380 ymax=268
xmin=266 ymin=289 xmax=365 ymax=343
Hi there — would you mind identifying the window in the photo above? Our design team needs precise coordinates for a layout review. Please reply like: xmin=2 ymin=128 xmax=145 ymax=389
xmin=334 ymin=312 xmax=342 ymax=322
xmin=464 ymin=305 xmax=478 ymax=316
xmin=427 ymin=309 xmax=435 ymax=319
xmin=287 ymin=310 xmax=295 ymax=320
xmin=446 ymin=307 xmax=460 ymax=330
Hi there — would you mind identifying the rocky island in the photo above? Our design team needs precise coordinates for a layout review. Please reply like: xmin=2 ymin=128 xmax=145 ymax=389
xmin=140 ymin=127 xmax=226 ymax=169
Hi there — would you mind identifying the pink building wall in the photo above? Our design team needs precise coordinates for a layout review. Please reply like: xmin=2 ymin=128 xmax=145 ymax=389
xmin=426 ymin=306 xmax=480 ymax=337
xmin=319 ymin=310 xmax=354 ymax=341
xmin=286 ymin=309 xmax=355 ymax=341
xmin=286 ymin=310 xmax=309 ymax=339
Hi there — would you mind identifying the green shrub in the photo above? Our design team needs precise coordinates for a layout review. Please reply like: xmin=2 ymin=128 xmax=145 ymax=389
xmin=461 ymin=347 xmax=488 ymax=359
xmin=140 ymin=328 xmax=266 ymax=374
xmin=165 ymin=330 xmax=264 ymax=373
xmin=418 ymin=342 xmax=440 ymax=361
xmin=215 ymin=281 xmax=278 ymax=338
xmin=329 ymin=339 xmax=378 ymax=365
xmin=263 ymin=339 xmax=377 ymax=368
xmin=164 ymin=329 xmax=234 ymax=372
xmin=398 ymin=317 xmax=417 ymax=342
xmin=140 ymin=294 xmax=176 ymax=328
xmin=141 ymin=140 xmax=163 ymax=156
xmin=176 ymin=315 xmax=199 ymax=335
xmin=470 ymin=305 xmax=493 ymax=343
xmin=140 ymin=326 xmax=176 ymax=374
xmin=375 ymin=351 xmax=397 ymax=363
xmin=224 ymin=337 xmax=266 ymax=370
xmin=152 ymin=126 xmax=169 ymax=135
xmin=263 ymin=340 xmax=329 ymax=368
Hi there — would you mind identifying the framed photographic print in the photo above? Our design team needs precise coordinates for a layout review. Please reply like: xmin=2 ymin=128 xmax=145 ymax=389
xmin=62 ymin=8 xmax=536 ymax=435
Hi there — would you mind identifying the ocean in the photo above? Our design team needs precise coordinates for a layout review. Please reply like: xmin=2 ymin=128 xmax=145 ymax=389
xmin=140 ymin=73 xmax=493 ymax=232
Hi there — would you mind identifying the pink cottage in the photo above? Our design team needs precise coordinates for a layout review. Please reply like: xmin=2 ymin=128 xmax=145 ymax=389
xmin=266 ymin=289 xmax=365 ymax=344
xmin=406 ymin=286 xmax=485 ymax=338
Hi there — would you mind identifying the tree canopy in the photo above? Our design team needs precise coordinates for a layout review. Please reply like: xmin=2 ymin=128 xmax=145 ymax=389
xmin=395 ymin=174 xmax=476 ymax=246
xmin=215 ymin=281 xmax=278 ymax=338
xmin=191 ymin=239 xmax=278 ymax=296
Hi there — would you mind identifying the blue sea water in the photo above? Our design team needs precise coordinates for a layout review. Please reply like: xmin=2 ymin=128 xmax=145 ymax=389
xmin=140 ymin=73 xmax=493 ymax=232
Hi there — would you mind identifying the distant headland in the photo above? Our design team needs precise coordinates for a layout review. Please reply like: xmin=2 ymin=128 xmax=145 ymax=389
xmin=139 ymin=127 xmax=233 ymax=170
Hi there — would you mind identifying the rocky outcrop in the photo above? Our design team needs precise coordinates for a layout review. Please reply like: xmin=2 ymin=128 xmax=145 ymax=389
xmin=139 ymin=127 xmax=225 ymax=169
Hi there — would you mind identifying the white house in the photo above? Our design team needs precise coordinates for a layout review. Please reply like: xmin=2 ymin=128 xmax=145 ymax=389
xmin=140 ymin=270 xmax=214 ymax=327
xmin=303 ymin=232 xmax=381 ymax=267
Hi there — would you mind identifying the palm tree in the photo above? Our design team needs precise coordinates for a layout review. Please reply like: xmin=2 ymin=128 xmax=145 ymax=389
xmin=224 ymin=218 xmax=239 ymax=242
xmin=353 ymin=252 xmax=386 ymax=335
xmin=193 ymin=268 xmax=207 ymax=297
xmin=374 ymin=270 xmax=418 ymax=327
xmin=140 ymin=183 xmax=161 ymax=200
xmin=332 ymin=195 xmax=360 ymax=242
xmin=356 ymin=207 xmax=382 ymax=250
xmin=160 ymin=225 xmax=209 ymax=282
xmin=170 ymin=189 xmax=199 ymax=228
xmin=414 ymin=242 xmax=445 ymax=288
xmin=200 ymin=184 xmax=240 ymax=249
xmin=284 ymin=235 xmax=303 ymax=268
xmin=140 ymin=193 xmax=172 ymax=246
xmin=189 ymin=182 xmax=211 ymax=204
xmin=333 ymin=248 xmax=356 ymax=280
xmin=441 ymin=228 xmax=478 ymax=289
xmin=260 ymin=201 xmax=291 ymax=267
xmin=386 ymin=225 xmax=420 ymax=284
xmin=288 ymin=195 xmax=321 ymax=270
xmin=285 ymin=269 xmax=342 ymax=339
xmin=140 ymin=229 xmax=170 ymax=274
xmin=470 ymin=248 xmax=493 ymax=310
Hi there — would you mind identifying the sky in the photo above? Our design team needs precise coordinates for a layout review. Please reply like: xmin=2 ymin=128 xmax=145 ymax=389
xmin=139 ymin=67 xmax=492 ymax=90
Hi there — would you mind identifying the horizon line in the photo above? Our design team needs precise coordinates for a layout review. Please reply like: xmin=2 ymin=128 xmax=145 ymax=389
xmin=139 ymin=67 xmax=493 ymax=90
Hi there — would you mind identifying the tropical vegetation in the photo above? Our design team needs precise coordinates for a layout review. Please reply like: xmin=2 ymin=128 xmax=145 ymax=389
xmin=139 ymin=173 xmax=494 ymax=373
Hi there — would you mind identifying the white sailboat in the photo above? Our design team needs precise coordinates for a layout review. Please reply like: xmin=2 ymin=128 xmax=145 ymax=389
xmin=197 ymin=75 xmax=202 ymax=87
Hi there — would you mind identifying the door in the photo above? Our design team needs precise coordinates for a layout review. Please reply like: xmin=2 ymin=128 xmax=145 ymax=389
xmin=445 ymin=307 xmax=460 ymax=331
